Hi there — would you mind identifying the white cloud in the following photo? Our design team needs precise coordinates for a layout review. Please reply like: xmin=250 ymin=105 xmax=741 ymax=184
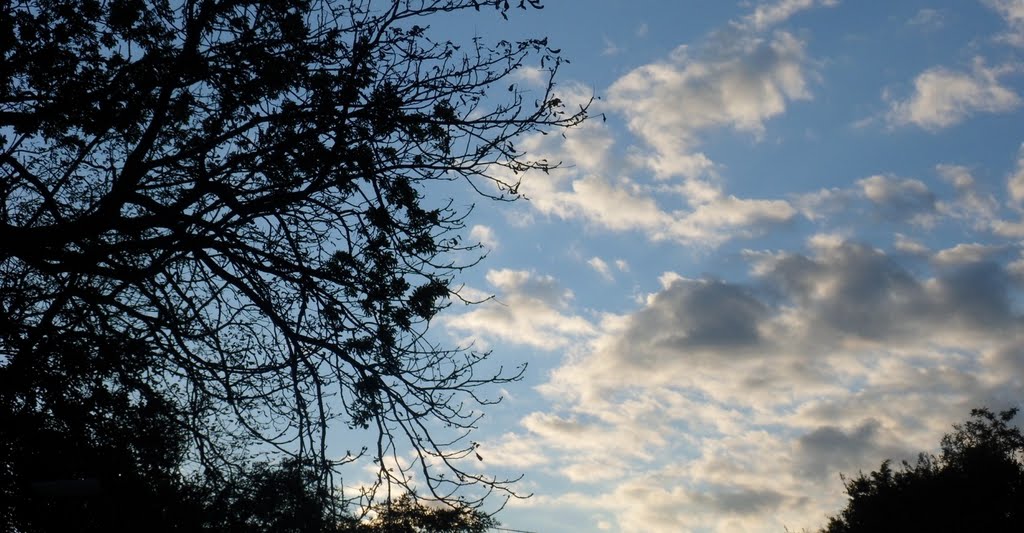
xmin=503 ymin=23 xmax=809 ymax=249
xmin=662 ymin=196 xmax=796 ymax=243
xmin=1008 ymin=143 xmax=1024 ymax=203
xmin=741 ymin=0 xmax=840 ymax=32
xmin=510 ymin=65 xmax=549 ymax=87
xmin=933 ymin=242 xmax=1007 ymax=265
xmin=442 ymin=269 xmax=595 ymax=350
xmin=608 ymin=31 xmax=811 ymax=178
xmin=979 ymin=146 xmax=1024 ymax=236
xmin=991 ymin=219 xmax=1024 ymax=237
xmin=469 ymin=224 xmax=499 ymax=250
xmin=519 ymin=154 xmax=796 ymax=247
xmin=792 ymin=186 xmax=859 ymax=220
xmin=894 ymin=233 xmax=930 ymax=255
xmin=886 ymin=58 xmax=1020 ymax=130
xmin=936 ymin=164 xmax=999 ymax=223
xmin=588 ymin=257 xmax=614 ymax=281
xmin=615 ymin=259 xmax=630 ymax=272
xmin=983 ymin=0 xmax=1024 ymax=46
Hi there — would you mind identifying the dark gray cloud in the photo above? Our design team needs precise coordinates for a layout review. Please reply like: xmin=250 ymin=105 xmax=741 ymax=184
xmin=614 ymin=279 xmax=770 ymax=368
xmin=797 ymin=419 xmax=900 ymax=480
xmin=929 ymin=261 xmax=1015 ymax=331
xmin=756 ymin=242 xmax=1020 ymax=343
xmin=694 ymin=486 xmax=787 ymax=515
xmin=574 ymin=240 xmax=1023 ymax=398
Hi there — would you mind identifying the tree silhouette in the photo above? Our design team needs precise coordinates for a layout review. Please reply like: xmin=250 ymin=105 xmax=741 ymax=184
xmin=0 ymin=0 xmax=587 ymax=514
xmin=350 ymin=493 xmax=496 ymax=533
xmin=821 ymin=407 xmax=1024 ymax=533
xmin=0 ymin=328 xmax=209 ymax=531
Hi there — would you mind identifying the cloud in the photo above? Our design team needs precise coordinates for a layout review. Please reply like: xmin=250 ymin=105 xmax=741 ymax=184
xmin=601 ymin=35 xmax=622 ymax=57
xmin=740 ymin=0 xmax=840 ymax=32
xmin=907 ymin=8 xmax=947 ymax=31
xmin=886 ymin=58 xmax=1020 ymax=130
xmin=1008 ymin=144 xmax=1024 ymax=203
xmin=469 ymin=224 xmax=499 ymax=250
xmin=607 ymin=31 xmax=811 ymax=178
xmin=517 ymin=135 xmax=797 ymax=247
xmin=796 ymin=419 xmax=908 ymax=479
xmin=442 ymin=269 xmax=595 ymax=350
xmin=933 ymin=243 xmax=1007 ymax=265
xmin=511 ymin=240 xmax=1024 ymax=532
xmin=857 ymin=175 xmax=937 ymax=225
xmin=983 ymin=0 xmax=1024 ymax=46
xmin=969 ymin=146 xmax=1024 ymax=237
xmin=797 ymin=166 xmax=1009 ymax=229
xmin=510 ymin=65 xmax=549 ymax=87
xmin=502 ymin=22 xmax=810 ymax=250
xmin=588 ymin=257 xmax=614 ymax=281
xmin=936 ymin=164 xmax=999 ymax=223
xmin=893 ymin=233 xmax=930 ymax=255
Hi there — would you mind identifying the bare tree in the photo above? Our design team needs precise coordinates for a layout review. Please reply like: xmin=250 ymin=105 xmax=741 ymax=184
xmin=0 ymin=0 xmax=586 ymax=512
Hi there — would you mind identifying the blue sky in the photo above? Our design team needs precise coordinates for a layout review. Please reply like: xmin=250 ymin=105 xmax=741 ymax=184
xmin=378 ymin=1 xmax=1024 ymax=531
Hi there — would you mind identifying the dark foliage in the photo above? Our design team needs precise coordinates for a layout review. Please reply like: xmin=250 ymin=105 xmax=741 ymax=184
xmin=350 ymin=493 xmax=496 ymax=533
xmin=201 ymin=460 xmax=496 ymax=532
xmin=821 ymin=407 xmax=1024 ymax=533
xmin=0 ymin=287 xmax=499 ymax=532
xmin=0 ymin=331 xmax=207 ymax=531
xmin=0 ymin=0 xmax=587 ymax=516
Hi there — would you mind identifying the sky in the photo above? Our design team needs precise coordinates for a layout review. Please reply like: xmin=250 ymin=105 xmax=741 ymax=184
xmin=394 ymin=1 xmax=1024 ymax=531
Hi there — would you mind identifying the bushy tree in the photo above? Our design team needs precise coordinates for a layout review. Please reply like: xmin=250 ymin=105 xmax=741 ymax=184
xmin=0 ymin=0 xmax=586 ymax=514
xmin=202 ymin=461 xmax=497 ymax=532
xmin=821 ymin=407 xmax=1024 ymax=533
xmin=0 ymin=329 xmax=208 ymax=532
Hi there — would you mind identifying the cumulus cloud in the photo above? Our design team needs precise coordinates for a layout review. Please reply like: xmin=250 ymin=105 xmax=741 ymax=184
xmin=607 ymin=31 xmax=811 ymax=178
xmin=740 ymin=0 xmax=840 ymax=31
xmin=510 ymin=240 xmax=1024 ymax=532
xmin=893 ymin=233 xmax=930 ymax=255
xmin=984 ymin=0 xmax=1024 ymax=46
xmin=886 ymin=58 xmax=1020 ymax=130
xmin=442 ymin=269 xmax=595 ymax=350
xmin=469 ymin=224 xmax=499 ymax=250
xmin=796 ymin=166 xmax=1013 ymax=230
xmin=796 ymin=419 xmax=910 ymax=480
xmin=933 ymin=242 xmax=1007 ymax=265
xmin=936 ymin=164 xmax=999 ymax=223
xmin=974 ymin=146 xmax=1024 ymax=237
xmin=1008 ymin=144 xmax=1024 ymax=203
xmin=858 ymin=175 xmax=937 ymax=225
xmin=588 ymin=257 xmax=614 ymax=281
xmin=500 ymin=16 xmax=813 ymax=249
xmin=517 ymin=130 xmax=797 ymax=247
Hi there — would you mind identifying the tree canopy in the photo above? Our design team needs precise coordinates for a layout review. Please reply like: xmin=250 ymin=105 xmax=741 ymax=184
xmin=821 ymin=407 xmax=1024 ymax=533
xmin=0 ymin=0 xmax=587 ymax=521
